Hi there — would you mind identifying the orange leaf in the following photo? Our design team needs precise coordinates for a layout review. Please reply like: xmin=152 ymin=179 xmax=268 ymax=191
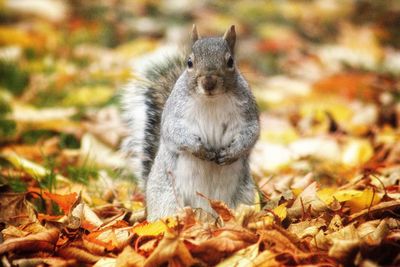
xmin=196 ymin=192 xmax=234 ymax=222
xmin=43 ymin=192 xmax=77 ymax=214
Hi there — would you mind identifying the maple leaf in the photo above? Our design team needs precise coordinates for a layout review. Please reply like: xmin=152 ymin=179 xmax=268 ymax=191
xmin=43 ymin=191 xmax=78 ymax=214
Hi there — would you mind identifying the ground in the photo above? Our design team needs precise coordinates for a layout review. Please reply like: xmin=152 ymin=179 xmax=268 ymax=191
xmin=0 ymin=1 xmax=399 ymax=266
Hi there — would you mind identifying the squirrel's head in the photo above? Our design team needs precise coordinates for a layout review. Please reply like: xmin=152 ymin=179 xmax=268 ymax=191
xmin=186 ymin=25 xmax=237 ymax=97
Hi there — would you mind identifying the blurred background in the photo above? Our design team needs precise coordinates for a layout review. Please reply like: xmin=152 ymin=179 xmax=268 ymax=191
xmin=0 ymin=0 xmax=399 ymax=206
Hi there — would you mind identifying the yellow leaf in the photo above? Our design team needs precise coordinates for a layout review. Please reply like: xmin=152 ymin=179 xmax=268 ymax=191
xmin=273 ymin=203 xmax=287 ymax=221
xmin=346 ymin=188 xmax=381 ymax=213
xmin=0 ymin=152 xmax=70 ymax=185
xmin=334 ymin=190 xmax=363 ymax=202
xmin=62 ymin=86 xmax=113 ymax=107
xmin=341 ymin=138 xmax=373 ymax=167
xmin=292 ymin=188 xmax=303 ymax=197
xmin=116 ymin=38 xmax=159 ymax=58
xmin=318 ymin=189 xmax=363 ymax=204
xmin=132 ymin=218 xmax=177 ymax=236
xmin=260 ymin=128 xmax=299 ymax=144
xmin=317 ymin=188 xmax=336 ymax=204
xmin=0 ymin=27 xmax=31 ymax=47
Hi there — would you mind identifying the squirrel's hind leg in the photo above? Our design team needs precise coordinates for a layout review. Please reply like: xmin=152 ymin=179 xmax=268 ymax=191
xmin=145 ymin=169 xmax=182 ymax=221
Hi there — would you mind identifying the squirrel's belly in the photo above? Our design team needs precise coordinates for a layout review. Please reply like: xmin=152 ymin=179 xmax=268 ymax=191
xmin=186 ymin=95 xmax=243 ymax=148
xmin=174 ymin=153 xmax=243 ymax=211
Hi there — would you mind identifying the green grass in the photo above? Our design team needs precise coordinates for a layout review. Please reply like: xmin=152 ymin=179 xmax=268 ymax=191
xmin=21 ymin=129 xmax=57 ymax=145
xmin=67 ymin=155 xmax=99 ymax=185
xmin=0 ymin=173 xmax=28 ymax=193
xmin=0 ymin=119 xmax=17 ymax=140
xmin=0 ymin=60 xmax=29 ymax=96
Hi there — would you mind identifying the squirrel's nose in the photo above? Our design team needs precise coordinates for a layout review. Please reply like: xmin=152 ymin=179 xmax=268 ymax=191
xmin=201 ymin=75 xmax=217 ymax=91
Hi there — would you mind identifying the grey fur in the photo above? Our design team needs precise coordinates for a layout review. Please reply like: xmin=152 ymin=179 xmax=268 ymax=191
xmin=122 ymin=26 xmax=260 ymax=221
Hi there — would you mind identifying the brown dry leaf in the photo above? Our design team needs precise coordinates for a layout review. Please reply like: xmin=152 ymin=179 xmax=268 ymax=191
xmin=0 ymin=192 xmax=37 ymax=225
xmin=288 ymin=218 xmax=326 ymax=238
xmin=138 ymin=239 xmax=158 ymax=256
xmin=327 ymin=224 xmax=360 ymax=259
xmin=0 ymin=228 xmax=59 ymax=255
xmin=348 ymin=199 xmax=400 ymax=222
xmin=197 ymin=192 xmax=234 ymax=222
xmin=327 ymin=214 xmax=344 ymax=233
xmin=186 ymin=225 xmax=258 ymax=265
xmin=312 ymin=230 xmax=331 ymax=251
xmin=82 ymin=237 xmax=108 ymax=256
xmin=95 ymin=227 xmax=133 ymax=251
xmin=259 ymin=227 xmax=302 ymax=255
xmin=115 ymin=246 xmax=146 ymax=267
xmin=57 ymin=246 xmax=101 ymax=264
xmin=84 ymin=226 xmax=133 ymax=252
xmin=234 ymin=204 xmax=258 ymax=227
xmin=216 ymin=242 xmax=259 ymax=267
xmin=93 ymin=257 xmax=116 ymax=267
xmin=357 ymin=219 xmax=389 ymax=246
xmin=287 ymin=182 xmax=329 ymax=218
xmin=144 ymin=232 xmax=197 ymax=267
xmin=252 ymin=249 xmax=279 ymax=267
xmin=71 ymin=203 xmax=103 ymax=230
xmin=1 ymin=225 xmax=30 ymax=240
xmin=12 ymin=257 xmax=75 ymax=267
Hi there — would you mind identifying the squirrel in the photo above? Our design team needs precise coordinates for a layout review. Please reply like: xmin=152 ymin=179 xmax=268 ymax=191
xmin=121 ymin=25 xmax=260 ymax=221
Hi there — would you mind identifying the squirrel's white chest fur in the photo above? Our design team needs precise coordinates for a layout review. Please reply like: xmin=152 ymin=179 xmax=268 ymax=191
xmin=175 ymin=94 xmax=245 ymax=211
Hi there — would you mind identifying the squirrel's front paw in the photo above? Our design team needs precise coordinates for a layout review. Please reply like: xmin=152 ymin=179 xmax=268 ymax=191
xmin=215 ymin=147 xmax=238 ymax=165
xmin=195 ymin=148 xmax=217 ymax=161
xmin=191 ymin=136 xmax=217 ymax=161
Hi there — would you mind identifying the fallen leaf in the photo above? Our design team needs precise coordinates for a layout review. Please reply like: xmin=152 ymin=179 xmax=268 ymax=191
xmin=216 ymin=242 xmax=259 ymax=267
xmin=0 ymin=192 xmax=36 ymax=225
xmin=287 ymin=182 xmax=329 ymax=218
xmin=71 ymin=203 xmax=103 ymax=230
xmin=144 ymin=232 xmax=196 ymax=267
xmin=57 ymin=246 xmax=101 ymax=264
xmin=1 ymin=152 xmax=71 ymax=185
xmin=197 ymin=192 xmax=234 ymax=222
xmin=288 ymin=218 xmax=326 ymax=239
xmin=132 ymin=218 xmax=177 ymax=236
xmin=348 ymin=200 xmax=400 ymax=221
xmin=358 ymin=219 xmax=389 ymax=246
xmin=115 ymin=246 xmax=146 ymax=267
xmin=186 ymin=226 xmax=258 ymax=265
xmin=93 ymin=257 xmax=116 ymax=267
xmin=44 ymin=191 xmax=77 ymax=214
xmin=346 ymin=188 xmax=382 ymax=213
xmin=0 ymin=228 xmax=59 ymax=255
xmin=12 ymin=257 xmax=75 ymax=267
xmin=252 ymin=249 xmax=279 ymax=267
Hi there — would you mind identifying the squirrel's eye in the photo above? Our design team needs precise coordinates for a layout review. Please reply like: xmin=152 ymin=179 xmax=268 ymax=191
xmin=187 ymin=58 xmax=193 ymax=68
xmin=227 ymin=56 xmax=234 ymax=68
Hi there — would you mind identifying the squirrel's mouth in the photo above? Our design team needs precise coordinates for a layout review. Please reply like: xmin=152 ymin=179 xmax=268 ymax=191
xmin=199 ymin=89 xmax=226 ymax=97
xmin=197 ymin=76 xmax=225 ymax=96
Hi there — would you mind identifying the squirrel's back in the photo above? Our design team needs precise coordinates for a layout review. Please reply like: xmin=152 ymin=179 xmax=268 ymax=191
xmin=121 ymin=50 xmax=186 ymax=183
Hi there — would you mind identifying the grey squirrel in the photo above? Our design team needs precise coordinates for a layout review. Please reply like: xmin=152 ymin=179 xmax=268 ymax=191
xmin=121 ymin=25 xmax=260 ymax=221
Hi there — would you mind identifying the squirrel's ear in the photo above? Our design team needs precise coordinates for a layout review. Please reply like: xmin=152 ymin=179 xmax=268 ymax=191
xmin=223 ymin=25 xmax=236 ymax=53
xmin=191 ymin=24 xmax=199 ymax=45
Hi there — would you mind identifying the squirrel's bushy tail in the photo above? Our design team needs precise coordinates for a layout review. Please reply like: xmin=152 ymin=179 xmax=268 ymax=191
xmin=121 ymin=50 xmax=186 ymax=185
